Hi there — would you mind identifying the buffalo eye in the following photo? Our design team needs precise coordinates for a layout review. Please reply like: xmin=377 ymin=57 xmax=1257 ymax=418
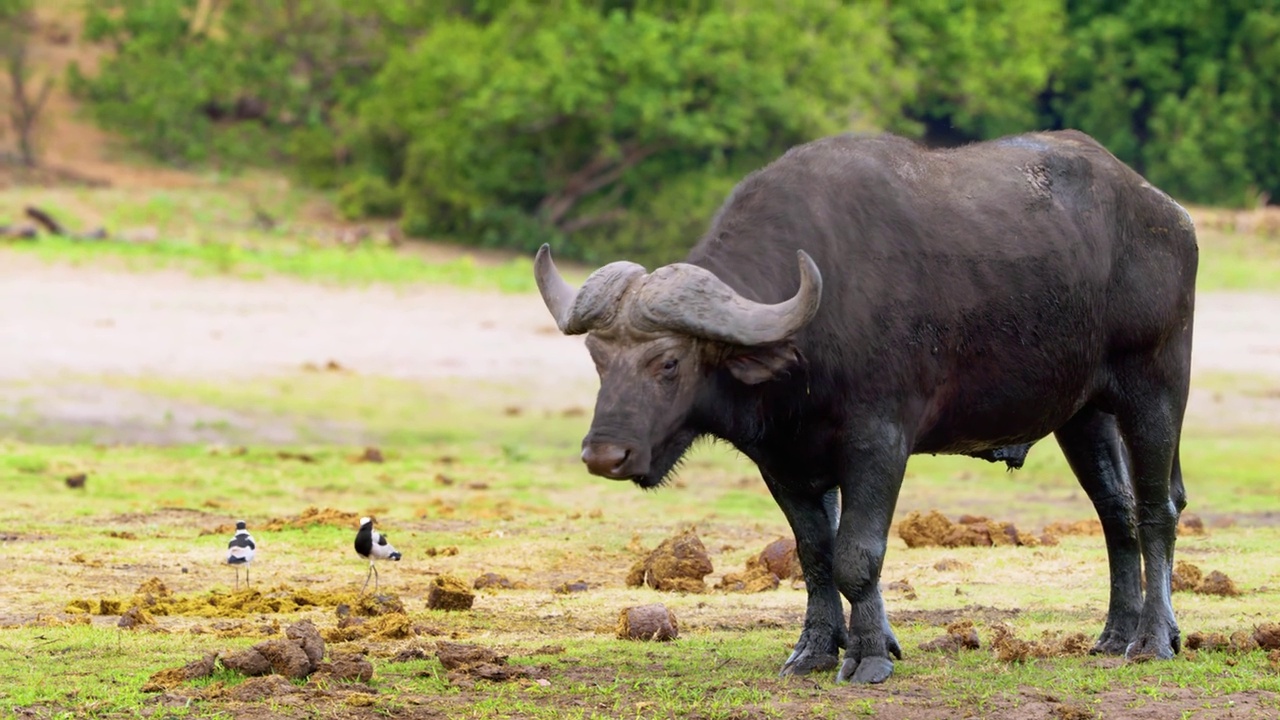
xmin=660 ymin=357 xmax=679 ymax=378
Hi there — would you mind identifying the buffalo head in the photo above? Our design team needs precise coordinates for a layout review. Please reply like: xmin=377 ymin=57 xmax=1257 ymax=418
xmin=535 ymin=244 xmax=823 ymax=487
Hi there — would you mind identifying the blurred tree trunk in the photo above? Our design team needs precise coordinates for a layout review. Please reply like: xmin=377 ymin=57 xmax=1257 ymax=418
xmin=1 ymin=3 xmax=51 ymax=167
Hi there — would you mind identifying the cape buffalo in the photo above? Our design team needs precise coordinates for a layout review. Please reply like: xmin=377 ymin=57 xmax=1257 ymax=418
xmin=534 ymin=129 xmax=1197 ymax=683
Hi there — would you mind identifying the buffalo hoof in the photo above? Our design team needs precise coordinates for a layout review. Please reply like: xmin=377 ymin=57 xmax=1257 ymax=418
xmin=836 ymin=655 xmax=894 ymax=684
xmin=1089 ymin=631 xmax=1132 ymax=656
xmin=779 ymin=628 xmax=843 ymax=677
xmin=1124 ymin=623 xmax=1180 ymax=661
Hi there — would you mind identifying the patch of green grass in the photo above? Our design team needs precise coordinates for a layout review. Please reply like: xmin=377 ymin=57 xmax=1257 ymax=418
xmin=2 ymin=370 xmax=1279 ymax=717
xmin=3 ymin=186 xmax=1278 ymax=291
xmin=0 ymin=625 xmax=249 ymax=715
xmin=1196 ymin=228 xmax=1280 ymax=291
xmin=1 ymin=185 xmax=589 ymax=291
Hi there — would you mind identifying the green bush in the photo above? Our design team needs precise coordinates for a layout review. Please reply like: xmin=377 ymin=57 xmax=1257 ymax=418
xmin=336 ymin=175 xmax=402 ymax=220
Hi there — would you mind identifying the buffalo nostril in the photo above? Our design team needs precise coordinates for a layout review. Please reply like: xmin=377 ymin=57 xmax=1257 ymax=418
xmin=582 ymin=443 xmax=632 ymax=478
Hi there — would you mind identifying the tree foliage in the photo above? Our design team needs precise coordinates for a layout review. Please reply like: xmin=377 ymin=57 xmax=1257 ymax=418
xmin=1050 ymin=0 xmax=1280 ymax=206
xmin=68 ymin=0 xmax=1280 ymax=260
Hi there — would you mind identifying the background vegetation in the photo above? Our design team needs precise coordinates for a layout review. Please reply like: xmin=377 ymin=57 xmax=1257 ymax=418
xmin=60 ymin=0 xmax=1280 ymax=265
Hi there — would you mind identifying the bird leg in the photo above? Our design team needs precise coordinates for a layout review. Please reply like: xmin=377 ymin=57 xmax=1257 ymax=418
xmin=246 ymin=565 xmax=251 ymax=588
xmin=234 ymin=567 xmax=241 ymax=591
xmin=362 ymin=561 xmax=378 ymax=594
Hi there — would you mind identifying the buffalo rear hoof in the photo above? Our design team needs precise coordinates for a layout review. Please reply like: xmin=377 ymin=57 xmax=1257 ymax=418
xmin=836 ymin=656 xmax=894 ymax=684
xmin=1124 ymin=628 xmax=1179 ymax=661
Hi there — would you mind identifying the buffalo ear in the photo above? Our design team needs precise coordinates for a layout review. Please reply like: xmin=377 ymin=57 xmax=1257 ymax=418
xmin=723 ymin=342 xmax=803 ymax=385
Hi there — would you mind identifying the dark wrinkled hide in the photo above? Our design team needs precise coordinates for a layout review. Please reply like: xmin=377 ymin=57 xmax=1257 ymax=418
xmin=539 ymin=130 xmax=1196 ymax=685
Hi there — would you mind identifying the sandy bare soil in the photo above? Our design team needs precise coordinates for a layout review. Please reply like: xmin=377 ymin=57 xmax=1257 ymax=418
xmin=3 ymin=257 xmax=1278 ymax=386
xmin=1 ymin=255 xmax=1278 ymax=445
xmin=0 ymin=257 xmax=593 ymax=384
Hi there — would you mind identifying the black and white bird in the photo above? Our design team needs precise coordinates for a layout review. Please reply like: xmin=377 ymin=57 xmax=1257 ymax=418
xmin=354 ymin=516 xmax=401 ymax=593
xmin=226 ymin=520 xmax=256 ymax=590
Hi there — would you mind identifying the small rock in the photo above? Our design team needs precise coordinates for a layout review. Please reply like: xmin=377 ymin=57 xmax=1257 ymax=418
xmin=65 ymin=473 xmax=87 ymax=489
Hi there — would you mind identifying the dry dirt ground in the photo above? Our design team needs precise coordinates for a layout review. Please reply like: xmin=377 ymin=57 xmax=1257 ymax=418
xmin=2 ymin=256 xmax=1279 ymax=443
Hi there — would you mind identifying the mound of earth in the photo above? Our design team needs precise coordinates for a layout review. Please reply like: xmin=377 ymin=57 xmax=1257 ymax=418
xmin=898 ymin=511 xmax=1056 ymax=549
xmin=626 ymin=530 xmax=714 ymax=593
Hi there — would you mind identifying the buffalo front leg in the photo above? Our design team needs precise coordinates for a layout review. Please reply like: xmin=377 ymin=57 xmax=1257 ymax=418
xmin=1055 ymin=405 xmax=1142 ymax=655
xmin=760 ymin=475 xmax=846 ymax=677
xmin=833 ymin=432 xmax=908 ymax=684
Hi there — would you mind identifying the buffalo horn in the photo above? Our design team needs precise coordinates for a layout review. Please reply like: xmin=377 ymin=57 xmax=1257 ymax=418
xmin=534 ymin=244 xmax=578 ymax=332
xmin=534 ymin=244 xmax=646 ymax=335
xmin=632 ymin=250 xmax=823 ymax=346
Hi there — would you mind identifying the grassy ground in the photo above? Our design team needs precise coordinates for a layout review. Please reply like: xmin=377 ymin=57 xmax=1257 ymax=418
xmin=2 ymin=371 xmax=1279 ymax=719
xmin=1 ymin=184 xmax=586 ymax=291
xmin=3 ymin=185 xmax=1280 ymax=718
xmin=2 ymin=186 xmax=1278 ymax=291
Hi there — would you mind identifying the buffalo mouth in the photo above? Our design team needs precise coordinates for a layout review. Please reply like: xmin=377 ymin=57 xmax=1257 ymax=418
xmin=625 ymin=429 xmax=701 ymax=490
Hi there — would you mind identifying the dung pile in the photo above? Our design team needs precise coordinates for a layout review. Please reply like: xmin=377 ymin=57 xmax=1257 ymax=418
xmin=143 ymin=619 xmax=373 ymax=692
xmin=616 ymin=604 xmax=679 ymax=641
xmin=899 ymin=511 xmax=1055 ymax=549
xmin=626 ymin=530 xmax=714 ymax=593
xmin=918 ymin=620 xmax=981 ymax=652
xmin=1170 ymin=562 xmax=1241 ymax=596
xmin=67 ymin=579 xmax=401 ymax=619
xmin=1186 ymin=623 xmax=1280 ymax=653
xmin=435 ymin=641 xmax=543 ymax=688
xmin=1043 ymin=513 xmax=1205 ymax=538
xmin=989 ymin=622 xmax=1091 ymax=663
xmin=323 ymin=613 xmax=417 ymax=643
xmin=717 ymin=537 xmax=802 ymax=593
xmin=427 ymin=575 xmax=475 ymax=610
xmin=201 ymin=507 xmax=363 ymax=536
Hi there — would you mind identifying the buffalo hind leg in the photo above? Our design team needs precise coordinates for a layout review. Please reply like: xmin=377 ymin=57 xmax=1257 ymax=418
xmin=1112 ymin=372 xmax=1188 ymax=660
xmin=760 ymin=476 xmax=846 ymax=677
xmin=832 ymin=429 xmax=908 ymax=684
xmin=1055 ymin=406 xmax=1142 ymax=655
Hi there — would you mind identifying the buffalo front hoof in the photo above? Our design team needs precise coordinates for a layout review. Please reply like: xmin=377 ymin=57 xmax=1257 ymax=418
xmin=836 ymin=655 xmax=894 ymax=684
xmin=1090 ymin=630 xmax=1133 ymax=656
xmin=779 ymin=627 xmax=844 ymax=677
